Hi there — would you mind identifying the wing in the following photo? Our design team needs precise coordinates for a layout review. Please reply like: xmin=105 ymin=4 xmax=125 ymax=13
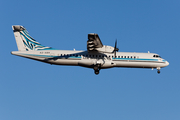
xmin=87 ymin=33 xmax=103 ymax=51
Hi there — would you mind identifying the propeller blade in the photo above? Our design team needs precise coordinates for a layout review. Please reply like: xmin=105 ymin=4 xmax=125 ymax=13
xmin=114 ymin=50 xmax=116 ymax=58
xmin=114 ymin=39 xmax=119 ymax=58
xmin=115 ymin=39 xmax=119 ymax=51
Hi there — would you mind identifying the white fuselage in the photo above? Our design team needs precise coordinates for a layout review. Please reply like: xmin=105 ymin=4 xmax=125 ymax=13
xmin=11 ymin=25 xmax=169 ymax=74
xmin=11 ymin=50 xmax=169 ymax=69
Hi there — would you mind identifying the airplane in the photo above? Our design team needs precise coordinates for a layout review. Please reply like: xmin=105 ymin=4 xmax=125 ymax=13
xmin=11 ymin=25 xmax=169 ymax=75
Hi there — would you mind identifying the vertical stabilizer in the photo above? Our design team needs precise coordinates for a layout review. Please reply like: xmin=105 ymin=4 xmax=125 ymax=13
xmin=12 ymin=25 xmax=54 ymax=51
xmin=12 ymin=25 xmax=26 ymax=51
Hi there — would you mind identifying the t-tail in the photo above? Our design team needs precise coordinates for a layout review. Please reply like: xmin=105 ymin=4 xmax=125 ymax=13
xmin=12 ymin=25 xmax=54 ymax=51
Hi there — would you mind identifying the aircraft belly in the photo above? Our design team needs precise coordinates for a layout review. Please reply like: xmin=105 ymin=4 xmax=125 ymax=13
xmin=101 ymin=62 xmax=114 ymax=69
xmin=114 ymin=61 xmax=167 ymax=68
xmin=52 ymin=59 xmax=79 ymax=65
xmin=12 ymin=53 xmax=80 ymax=66
xmin=12 ymin=53 xmax=46 ymax=62
xmin=78 ymin=60 xmax=94 ymax=68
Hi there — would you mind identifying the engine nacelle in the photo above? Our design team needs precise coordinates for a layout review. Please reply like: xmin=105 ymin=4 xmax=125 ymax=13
xmin=87 ymin=41 xmax=114 ymax=52
xmin=95 ymin=45 xmax=114 ymax=53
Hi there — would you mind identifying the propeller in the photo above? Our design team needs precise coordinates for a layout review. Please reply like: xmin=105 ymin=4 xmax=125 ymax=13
xmin=113 ymin=39 xmax=119 ymax=58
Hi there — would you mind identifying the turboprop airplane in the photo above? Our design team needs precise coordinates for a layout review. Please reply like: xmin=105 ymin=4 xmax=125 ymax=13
xmin=11 ymin=25 xmax=169 ymax=75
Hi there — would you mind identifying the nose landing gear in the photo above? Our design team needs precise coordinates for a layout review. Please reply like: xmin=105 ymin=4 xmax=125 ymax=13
xmin=157 ymin=67 xmax=161 ymax=74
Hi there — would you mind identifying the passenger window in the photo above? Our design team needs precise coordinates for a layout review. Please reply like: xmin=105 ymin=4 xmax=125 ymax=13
xmin=124 ymin=56 xmax=126 ymax=58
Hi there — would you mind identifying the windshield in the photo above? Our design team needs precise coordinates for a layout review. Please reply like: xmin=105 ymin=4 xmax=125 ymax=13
xmin=153 ymin=55 xmax=161 ymax=58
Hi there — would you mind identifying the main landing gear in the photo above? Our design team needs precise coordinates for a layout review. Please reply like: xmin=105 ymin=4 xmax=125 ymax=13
xmin=93 ymin=64 xmax=101 ymax=75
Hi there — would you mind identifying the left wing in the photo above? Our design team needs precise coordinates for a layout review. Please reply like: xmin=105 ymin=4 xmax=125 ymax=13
xmin=87 ymin=33 xmax=103 ymax=51
xmin=87 ymin=33 xmax=115 ymax=53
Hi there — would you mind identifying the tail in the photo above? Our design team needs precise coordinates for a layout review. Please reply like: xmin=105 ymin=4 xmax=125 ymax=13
xmin=12 ymin=25 xmax=54 ymax=51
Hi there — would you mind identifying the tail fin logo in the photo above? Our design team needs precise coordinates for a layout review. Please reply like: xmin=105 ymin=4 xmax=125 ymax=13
xmin=13 ymin=25 xmax=55 ymax=51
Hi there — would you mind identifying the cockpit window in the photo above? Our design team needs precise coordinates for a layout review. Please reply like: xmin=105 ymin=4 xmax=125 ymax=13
xmin=153 ymin=55 xmax=161 ymax=58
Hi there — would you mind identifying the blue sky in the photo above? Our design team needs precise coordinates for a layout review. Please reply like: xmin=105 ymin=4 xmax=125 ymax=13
xmin=0 ymin=0 xmax=180 ymax=120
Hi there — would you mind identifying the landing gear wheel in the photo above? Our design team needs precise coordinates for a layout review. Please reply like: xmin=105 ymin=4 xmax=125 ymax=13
xmin=156 ymin=67 xmax=161 ymax=74
xmin=93 ymin=65 xmax=101 ymax=75
xmin=94 ymin=70 xmax=99 ymax=75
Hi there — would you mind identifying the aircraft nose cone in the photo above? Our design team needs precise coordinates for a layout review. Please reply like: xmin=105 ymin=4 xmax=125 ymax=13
xmin=166 ymin=61 xmax=169 ymax=66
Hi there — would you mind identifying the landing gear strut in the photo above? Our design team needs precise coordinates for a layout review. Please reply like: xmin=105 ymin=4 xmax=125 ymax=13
xmin=93 ymin=64 xmax=101 ymax=75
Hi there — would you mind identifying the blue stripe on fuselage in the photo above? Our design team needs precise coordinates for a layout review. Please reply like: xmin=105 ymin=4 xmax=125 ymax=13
xmin=112 ymin=57 xmax=159 ymax=62
xmin=19 ymin=53 xmax=82 ymax=59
